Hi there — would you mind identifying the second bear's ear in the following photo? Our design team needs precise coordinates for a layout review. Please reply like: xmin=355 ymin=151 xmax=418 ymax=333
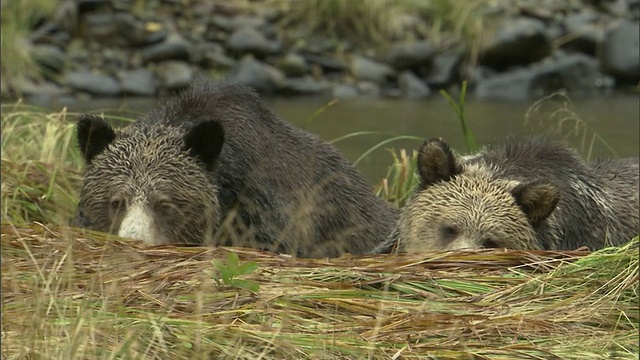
xmin=511 ymin=181 xmax=560 ymax=226
xmin=184 ymin=120 xmax=225 ymax=171
xmin=417 ymin=138 xmax=461 ymax=187
xmin=77 ymin=114 xmax=117 ymax=164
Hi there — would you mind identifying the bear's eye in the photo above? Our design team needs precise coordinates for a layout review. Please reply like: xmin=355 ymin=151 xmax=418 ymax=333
xmin=481 ymin=238 xmax=499 ymax=249
xmin=109 ymin=196 xmax=127 ymax=217
xmin=441 ymin=225 xmax=459 ymax=238
xmin=153 ymin=197 xmax=179 ymax=216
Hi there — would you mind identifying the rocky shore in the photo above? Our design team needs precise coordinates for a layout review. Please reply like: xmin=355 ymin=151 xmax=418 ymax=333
xmin=4 ymin=0 xmax=639 ymax=104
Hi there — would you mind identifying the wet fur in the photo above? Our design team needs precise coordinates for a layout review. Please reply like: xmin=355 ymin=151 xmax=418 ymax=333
xmin=73 ymin=81 xmax=399 ymax=258
xmin=374 ymin=135 xmax=639 ymax=253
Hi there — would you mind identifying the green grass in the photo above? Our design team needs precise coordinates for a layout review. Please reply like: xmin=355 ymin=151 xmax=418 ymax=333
xmin=439 ymin=80 xmax=478 ymax=153
xmin=413 ymin=0 xmax=491 ymax=59
xmin=0 ymin=103 xmax=142 ymax=226
xmin=374 ymin=148 xmax=420 ymax=208
xmin=1 ymin=103 xmax=83 ymax=225
xmin=271 ymin=0 xmax=410 ymax=46
xmin=270 ymin=0 xmax=495 ymax=49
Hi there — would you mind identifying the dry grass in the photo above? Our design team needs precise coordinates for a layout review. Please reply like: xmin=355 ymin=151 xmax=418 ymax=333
xmin=271 ymin=0 xmax=410 ymax=45
xmin=1 ymin=103 xmax=83 ymax=226
xmin=375 ymin=148 xmax=420 ymax=208
xmin=269 ymin=0 xmax=494 ymax=49
xmin=2 ymin=223 xmax=638 ymax=359
xmin=1 ymin=159 xmax=82 ymax=225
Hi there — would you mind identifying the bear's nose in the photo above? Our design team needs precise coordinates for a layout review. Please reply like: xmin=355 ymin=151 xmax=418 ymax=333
xmin=118 ymin=203 xmax=168 ymax=245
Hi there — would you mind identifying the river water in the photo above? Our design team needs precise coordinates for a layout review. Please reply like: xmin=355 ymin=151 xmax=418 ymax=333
xmin=14 ymin=92 xmax=640 ymax=184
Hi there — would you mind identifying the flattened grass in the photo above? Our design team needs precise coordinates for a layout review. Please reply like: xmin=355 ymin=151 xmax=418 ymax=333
xmin=2 ymin=224 xmax=638 ymax=359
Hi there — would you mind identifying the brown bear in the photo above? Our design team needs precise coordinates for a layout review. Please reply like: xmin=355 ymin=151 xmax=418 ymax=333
xmin=71 ymin=81 xmax=399 ymax=258
xmin=373 ymin=135 xmax=639 ymax=253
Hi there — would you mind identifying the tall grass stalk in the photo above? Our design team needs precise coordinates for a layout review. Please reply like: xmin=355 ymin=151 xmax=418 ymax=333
xmin=524 ymin=91 xmax=620 ymax=160
xmin=1 ymin=103 xmax=81 ymax=168
xmin=374 ymin=148 xmax=419 ymax=208
xmin=439 ymin=80 xmax=478 ymax=153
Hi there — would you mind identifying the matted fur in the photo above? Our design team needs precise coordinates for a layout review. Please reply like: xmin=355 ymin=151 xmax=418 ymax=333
xmin=72 ymin=81 xmax=399 ymax=258
xmin=374 ymin=135 xmax=639 ymax=253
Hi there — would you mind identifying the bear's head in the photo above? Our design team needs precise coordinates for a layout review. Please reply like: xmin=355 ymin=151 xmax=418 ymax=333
xmin=397 ymin=138 xmax=560 ymax=252
xmin=71 ymin=115 xmax=224 ymax=245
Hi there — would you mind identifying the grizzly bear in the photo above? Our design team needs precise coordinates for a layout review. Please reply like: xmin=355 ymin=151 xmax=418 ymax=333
xmin=71 ymin=81 xmax=398 ymax=258
xmin=373 ymin=135 xmax=639 ymax=253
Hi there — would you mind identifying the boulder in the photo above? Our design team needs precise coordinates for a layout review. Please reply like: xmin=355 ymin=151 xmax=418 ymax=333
xmin=480 ymin=16 xmax=552 ymax=70
xmin=225 ymin=56 xmax=286 ymax=93
xmin=601 ymin=19 xmax=640 ymax=82
xmin=140 ymin=33 xmax=192 ymax=64
xmin=118 ymin=68 xmax=157 ymax=96
xmin=226 ymin=26 xmax=281 ymax=56
xmin=155 ymin=61 xmax=194 ymax=90
xmin=350 ymin=56 xmax=396 ymax=84
xmin=398 ymin=71 xmax=431 ymax=99
xmin=386 ymin=41 xmax=435 ymax=70
xmin=64 ymin=70 xmax=121 ymax=96
xmin=475 ymin=52 xmax=612 ymax=100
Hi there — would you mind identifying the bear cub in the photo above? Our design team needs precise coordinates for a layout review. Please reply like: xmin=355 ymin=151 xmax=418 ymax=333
xmin=374 ymin=135 xmax=639 ymax=253
xmin=72 ymin=81 xmax=398 ymax=258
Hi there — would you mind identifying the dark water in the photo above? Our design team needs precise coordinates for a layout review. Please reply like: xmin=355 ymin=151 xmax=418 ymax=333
xmin=13 ymin=93 xmax=640 ymax=184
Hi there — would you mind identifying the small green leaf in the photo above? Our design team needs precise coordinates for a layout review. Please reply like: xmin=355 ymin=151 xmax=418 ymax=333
xmin=209 ymin=253 xmax=258 ymax=289
xmin=213 ymin=260 xmax=225 ymax=275
xmin=214 ymin=260 xmax=232 ymax=283
xmin=237 ymin=261 xmax=258 ymax=276
xmin=233 ymin=279 xmax=260 ymax=292
xmin=226 ymin=252 xmax=239 ymax=273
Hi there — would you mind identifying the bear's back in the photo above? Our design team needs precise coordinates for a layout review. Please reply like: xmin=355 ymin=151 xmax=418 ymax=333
xmin=466 ymin=135 xmax=593 ymax=184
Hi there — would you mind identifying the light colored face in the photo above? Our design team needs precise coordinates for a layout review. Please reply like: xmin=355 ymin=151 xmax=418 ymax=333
xmin=398 ymin=174 xmax=539 ymax=252
xmin=76 ymin=127 xmax=220 ymax=245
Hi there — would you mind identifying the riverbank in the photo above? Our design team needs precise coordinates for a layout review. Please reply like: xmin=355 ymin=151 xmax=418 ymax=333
xmin=2 ymin=0 xmax=639 ymax=106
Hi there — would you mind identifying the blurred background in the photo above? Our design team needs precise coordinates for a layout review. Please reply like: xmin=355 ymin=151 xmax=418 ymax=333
xmin=2 ymin=0 xmax=638 ymax=182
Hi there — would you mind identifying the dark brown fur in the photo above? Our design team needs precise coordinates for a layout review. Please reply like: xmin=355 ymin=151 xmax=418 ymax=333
xmin=373 ymin=135 xmax=639 ymax=253
xmin=72 ymin=81 xmax=399 ymax=258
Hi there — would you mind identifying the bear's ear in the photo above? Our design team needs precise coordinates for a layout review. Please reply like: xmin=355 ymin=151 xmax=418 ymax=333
xmin=77 ymin=114 xmax=117 ymax=164
xmin=184 ymin=120 xmax=225 ymax=171
xmin=511 ymin=181 xmax=560 ymax=226
xmin=417 ymin=137 xmax=461 ymax=186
